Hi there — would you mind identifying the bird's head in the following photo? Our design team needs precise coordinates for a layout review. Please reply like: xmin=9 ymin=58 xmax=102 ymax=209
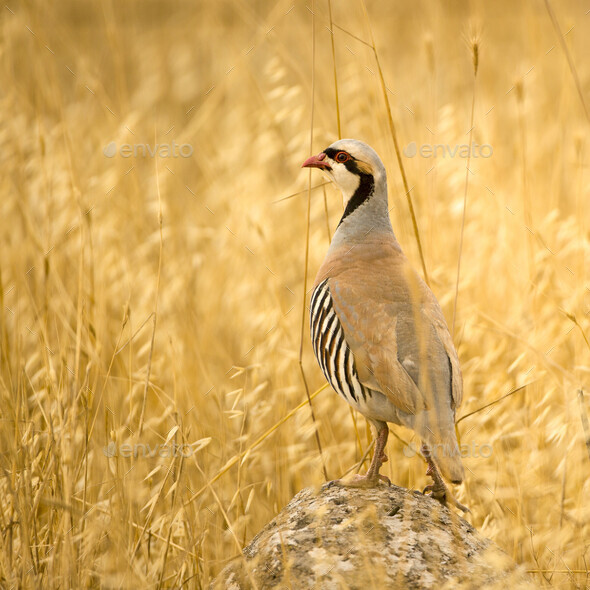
xmin=302 ymin=139 xmax=386 ymax=206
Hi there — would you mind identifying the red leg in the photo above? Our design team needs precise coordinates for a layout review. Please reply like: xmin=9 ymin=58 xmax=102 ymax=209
xmin=421 ymin=444 xmax=469 ymax=513
xmin=335 ymin=424 xmax=391 ymax=488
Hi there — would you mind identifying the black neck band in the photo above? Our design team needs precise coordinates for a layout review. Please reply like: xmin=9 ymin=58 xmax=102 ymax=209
xmin=338 ymin=173 xmax=375 ymax=227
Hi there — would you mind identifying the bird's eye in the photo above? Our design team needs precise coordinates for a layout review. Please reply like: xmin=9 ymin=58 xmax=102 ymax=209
xmin=335 ymin=151 xmax=350 ymax=163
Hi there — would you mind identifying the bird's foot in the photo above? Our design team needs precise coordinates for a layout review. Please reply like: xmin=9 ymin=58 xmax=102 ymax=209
xmin=421 ymin=444 xmax=469 ymax=513
xmin=422 ymin=481 xmax=470 ymax=513
xmin=333 ymin=473 xmax=391 ymax=488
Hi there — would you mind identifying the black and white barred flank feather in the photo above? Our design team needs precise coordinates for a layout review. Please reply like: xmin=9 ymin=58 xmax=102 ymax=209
xmin=310 ymin=278 xmax=368 ymax=406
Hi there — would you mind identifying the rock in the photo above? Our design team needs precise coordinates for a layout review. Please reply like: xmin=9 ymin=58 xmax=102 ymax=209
xmin=211 ymin=483 xmax=535 ymax=590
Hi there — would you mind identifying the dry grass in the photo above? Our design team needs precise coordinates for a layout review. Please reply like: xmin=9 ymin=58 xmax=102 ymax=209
xmin=1 ymin=0 xmax=589 ymax=588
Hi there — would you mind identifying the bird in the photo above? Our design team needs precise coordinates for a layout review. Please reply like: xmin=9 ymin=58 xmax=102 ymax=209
xmin=302 ymin=139 xmax=467 ymax=511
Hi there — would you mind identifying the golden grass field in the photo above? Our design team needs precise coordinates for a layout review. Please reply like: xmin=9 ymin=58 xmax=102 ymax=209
xmin=1 ymin=0 xmax=589 ymax=587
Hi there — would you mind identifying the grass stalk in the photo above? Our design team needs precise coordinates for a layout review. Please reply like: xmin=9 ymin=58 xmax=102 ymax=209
xmin=452 ymin=38 xmax=479 ymax=338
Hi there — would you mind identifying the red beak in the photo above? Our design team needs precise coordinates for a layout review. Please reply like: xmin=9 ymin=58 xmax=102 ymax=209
xmin=302 ymin=152 xmax=331 ymax=170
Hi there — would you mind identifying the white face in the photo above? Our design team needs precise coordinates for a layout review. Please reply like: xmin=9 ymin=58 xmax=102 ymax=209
xmin=302 ymin=139 xmax=386 ymax=206
xmin=321 ymin=158 xmax=362 ymax=206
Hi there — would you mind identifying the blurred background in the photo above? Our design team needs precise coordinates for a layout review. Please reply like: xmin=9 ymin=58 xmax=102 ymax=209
xmin=1 ymin=0 xmax=589 ymax=587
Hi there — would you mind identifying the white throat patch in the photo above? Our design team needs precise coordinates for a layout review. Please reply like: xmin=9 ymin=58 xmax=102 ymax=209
xmin=324 ymin=167 xmax=361 ymax=206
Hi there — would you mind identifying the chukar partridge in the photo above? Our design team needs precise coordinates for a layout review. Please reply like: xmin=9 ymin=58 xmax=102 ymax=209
xmin=302 ymin=139 xmax=466 ymax=510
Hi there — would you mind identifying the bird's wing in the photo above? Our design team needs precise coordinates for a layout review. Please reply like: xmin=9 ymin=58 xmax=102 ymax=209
xmin=327 ymin=277 xmax=428 ymax=415
xmin=328 ymin=270 xmax=458 ymax=416
xmin=424 ymin=299 xmax=463 ymax=409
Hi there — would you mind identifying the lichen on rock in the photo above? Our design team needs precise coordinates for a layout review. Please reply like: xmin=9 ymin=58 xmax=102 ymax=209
xmin=211 ymin=483 xmax=534 ymax=589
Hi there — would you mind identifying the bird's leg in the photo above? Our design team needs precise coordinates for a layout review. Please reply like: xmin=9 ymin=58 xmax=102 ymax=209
xmin=334 ymin=425 xmax=390 ymax=488
xmin=421 ymin=444 xmax=469 ymax=513
xmin=365 ymin=424 xmax=390 ymax=482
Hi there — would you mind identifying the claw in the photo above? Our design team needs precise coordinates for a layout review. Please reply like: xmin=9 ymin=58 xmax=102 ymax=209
xmin=422 ymin=483 xmax=445 ymax=499
xmin=449 ymin=497 xmax=470 ymax=513
xmin=379 ymin=474 xmax=391 ymax=486
xmin=332 ymin=426 xmax=392 ymax=489
xmin=423 ymin=483 xmax=470 ymax=513
xmin=421 ymin=445 xmax=470 ymax=513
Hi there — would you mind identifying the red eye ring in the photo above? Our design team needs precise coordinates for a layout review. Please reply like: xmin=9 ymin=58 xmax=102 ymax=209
xmin=335 ymin=151 xmax=350 ymax=163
